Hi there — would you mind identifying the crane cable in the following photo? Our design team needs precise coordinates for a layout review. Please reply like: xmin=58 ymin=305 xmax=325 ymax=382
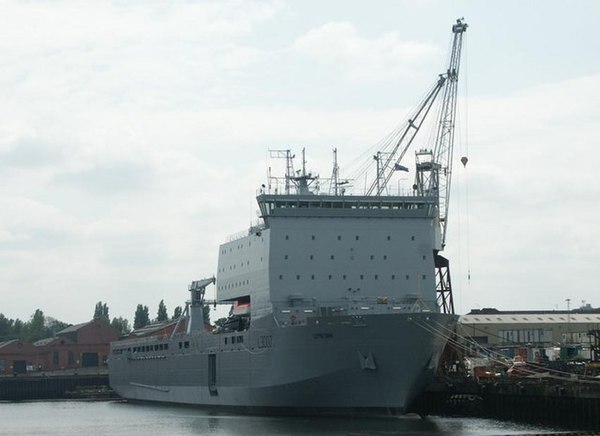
xmin=464 ymin=32 xmax=472 ymax=285
xmin=414 ymin=318 xmax=600 ymax=384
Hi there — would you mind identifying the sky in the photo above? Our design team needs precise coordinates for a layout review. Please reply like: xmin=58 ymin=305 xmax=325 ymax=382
xmin=1 ymin=0 xmax=599 ymax=324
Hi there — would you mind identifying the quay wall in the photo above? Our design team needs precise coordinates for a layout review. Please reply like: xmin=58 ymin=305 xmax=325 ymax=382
xmin=0 ymin=372 xmax=112 ymax=401
xmin=412 ymin=378 xmax=600 ymax=430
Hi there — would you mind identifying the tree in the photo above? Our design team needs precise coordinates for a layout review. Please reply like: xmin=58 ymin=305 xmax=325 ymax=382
xmin=133 ymin=304 xmax=150 ymax=330
xmin=12 ymin=319 xmax=24 ymax=339
xmin=202 ymin=305 xmax=211 ymax=326
xmin=157 ymin=300 xmax=168 ymax=322
xmin=93 ymin=301 xmax=110 ymax=323
xmin=111 ymin=317 xmax=131 ymax=336
xmin=172 ymin=306 xmax=182 ymax=320
xmin=45 ymin=316 xmax=69 ymax=336
xmin=24 ymin=309 xmax=46 ymax=343
xmin=0 ymin=314 xmax=15 ymax=342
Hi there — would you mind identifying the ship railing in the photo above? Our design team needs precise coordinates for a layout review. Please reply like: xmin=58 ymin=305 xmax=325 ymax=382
xmin=228 ymin=221 xmax=266 ymax=242
xmin=273 ymin=296 xmax=438 ymax=326
xmin=258 ymin=179 xmax=417 ymax=197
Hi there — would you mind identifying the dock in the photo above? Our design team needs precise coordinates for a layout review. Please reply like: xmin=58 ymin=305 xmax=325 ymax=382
xmin=411 ymin=376 xmax=600 ymax=430
xmin=0 ymin=368 xmax=115 ymax=401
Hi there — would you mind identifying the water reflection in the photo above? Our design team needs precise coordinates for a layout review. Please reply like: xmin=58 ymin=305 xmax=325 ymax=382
xmin=0 ymin=400 xmax=555 ymax=436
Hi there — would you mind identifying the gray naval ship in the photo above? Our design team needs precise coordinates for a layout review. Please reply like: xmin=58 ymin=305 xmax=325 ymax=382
xmin=109 ymin=19 xmax=467 ymax=415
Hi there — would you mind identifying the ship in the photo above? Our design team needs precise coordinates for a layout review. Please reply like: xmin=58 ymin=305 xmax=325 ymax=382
xmin=108 ymin=18 xmax=468 ymax=415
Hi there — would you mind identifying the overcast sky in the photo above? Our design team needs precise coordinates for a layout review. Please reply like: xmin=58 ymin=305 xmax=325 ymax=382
xmin=1 ymin=0 xmax=599 ymax=324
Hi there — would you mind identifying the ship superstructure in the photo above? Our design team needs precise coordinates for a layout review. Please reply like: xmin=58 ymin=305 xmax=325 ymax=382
xmin=109 ymin=19 xmax=468 ymax=414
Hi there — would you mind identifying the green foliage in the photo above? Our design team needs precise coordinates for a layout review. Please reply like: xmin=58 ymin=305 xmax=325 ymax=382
xmin=202 ymin=305 xmax=211 ymax=325
xmin=93 ymin=301 xmax=110 ymax=323
xmin=157 ymin=299 xmax=168 ymax=322
xmin=45 ymin=316 xmax=69 ymax=335
xmin=24 ymin=309 xmax=46 ymax=342
xmin=0 ymin=310 xmax=69 ymax=343
xmin=133 ymin=304 xmax=150 ymax=330
xmin=0 ymin=313 xmax=18 ymax=342
xmin=111 ymin=317 xmax=131 ymax=336
xmin=214 ymin=317 xmax=227 ymax=328
xmin=172 ymin=306 xmax=182 ymax=320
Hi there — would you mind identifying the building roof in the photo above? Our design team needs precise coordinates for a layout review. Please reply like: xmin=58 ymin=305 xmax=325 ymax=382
xmin=460 ymin=313 xmax=600 ymax=325
xmin=129 ymin=320 xmax=180 ymax=338
xmin=0 ymin=339 xmax=18 ymax=349
xmin=56 ymin=321 xmax=88 ymax=334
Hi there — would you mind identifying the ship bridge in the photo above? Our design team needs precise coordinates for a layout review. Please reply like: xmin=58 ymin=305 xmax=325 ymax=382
xmin=257 ymin=193 xmax=437 ymax=223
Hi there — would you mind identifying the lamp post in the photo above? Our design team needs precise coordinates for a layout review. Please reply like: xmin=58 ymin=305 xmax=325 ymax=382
xmin=566 ymin=298 xmax=571 ymax=345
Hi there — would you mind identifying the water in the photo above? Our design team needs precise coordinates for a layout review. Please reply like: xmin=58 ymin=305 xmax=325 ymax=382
xmin=0 ymin=400 xmax=558 ymax=436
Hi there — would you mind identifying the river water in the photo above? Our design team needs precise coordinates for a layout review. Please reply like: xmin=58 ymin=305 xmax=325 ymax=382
xmin=0 ymin=400 xmax=558 ymax=435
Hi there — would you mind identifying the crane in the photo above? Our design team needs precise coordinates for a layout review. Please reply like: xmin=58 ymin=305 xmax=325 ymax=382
xmin=367 ymin=18 xmax=467 ymax=251
xmin=364 ymin=18 xmax=468 ymax=315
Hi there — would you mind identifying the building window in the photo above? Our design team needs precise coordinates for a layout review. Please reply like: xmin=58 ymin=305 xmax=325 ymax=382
xmin=279 ymin=275 xmax=283 ymax=280
xmin=355 ymin=235 xmax=359 ymax=240
xmin=225 ymin=338 xmax=228 ymax=344
xmin=370 ymin=255 xmax=374 ymax=260
xmin=311 ymin=275 xmax=315 ymax=280
xmin=328 ymin=275 xmax=332 ymax=280
xmin=374 ymin=275 xmax=378 ymax=280
xmin=285 ymin=235 xmax=289 ymax=240
xmin=311 ymin=235 xmax=315 ymax=240
xmin=392 ymin=274 xmax=395 ymax=280
xmin=406 ymin=274 xmax=410 ymax=280
xmin=411 ymin=236 xmax=415 ymax=241
xmin=337 ymin=235 xmax=341 ymax=240
xmin=296 ymin=275 xmax=300 ymax=280
xmin=360 ymin=275 xmax=364 ymax=280
xmin=330 ymin=255 xmax=334 ymax=260
xmin=343 ymin=274 xmax=346 ymax=280
xmin=422 ymin=274 xmax=426 ymax=280
xmin=387 ymin=236 xmax=391 ymax=241
xmin=67 ymin=351 xmax=74 ymax=365
xmin=422 ymin=255 xmax=426 ymax=260
xmin=53 ymin=351 xmax=59 ymax=365
xmin=284 ymin=255 xmax=288 ymax=260
xmin=309 ymin=255 xmax=314 ymax=260
xmin=383 ymin=255 xmax=387 ymax=260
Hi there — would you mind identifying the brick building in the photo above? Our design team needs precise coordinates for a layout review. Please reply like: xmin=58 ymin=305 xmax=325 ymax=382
xmin=0 ymin=318 xmax=118 ymax=374
xmin=0 ymin=340 xmax=37 ymax=375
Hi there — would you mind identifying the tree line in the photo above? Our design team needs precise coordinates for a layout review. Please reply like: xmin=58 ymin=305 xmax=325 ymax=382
xmin=0 ymin=299 xmax=191 ymax=343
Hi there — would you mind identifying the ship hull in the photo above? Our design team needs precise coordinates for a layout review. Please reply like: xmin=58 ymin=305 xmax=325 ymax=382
xmin=109 ymin=312 xmax=455 ymax=414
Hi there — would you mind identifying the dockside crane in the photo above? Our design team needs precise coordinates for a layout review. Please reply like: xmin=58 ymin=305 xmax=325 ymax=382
xmin=366 ymin=18 xmax=468 ymax=314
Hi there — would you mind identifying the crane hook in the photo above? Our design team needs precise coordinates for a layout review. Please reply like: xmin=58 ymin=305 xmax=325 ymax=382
xmin=460 ymin=156 xmax=468 ymax=167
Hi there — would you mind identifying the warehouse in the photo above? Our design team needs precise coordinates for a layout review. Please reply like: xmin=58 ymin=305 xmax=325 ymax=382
xmin=458 ymin=307 xmax=600 ymax=361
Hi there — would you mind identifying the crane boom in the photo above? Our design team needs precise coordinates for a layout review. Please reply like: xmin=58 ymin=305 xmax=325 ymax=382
xmin=432 ymin=18 xmax=467 ymax=249
xmin=366 ymin=75 xmax=446 ymax=196
xmin=414 ymin=19 xmax=467 ymax=249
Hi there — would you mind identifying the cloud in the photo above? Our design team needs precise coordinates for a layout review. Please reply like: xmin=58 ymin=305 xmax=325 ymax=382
xmin=446 ymin=74 xmax=600 ymax=312
xmin=0 ymin=1 xmax=280 ymax=111
xmin=0 ymin=1 xmax=597 ymax=323
xmin=292 ymin=22 xmax=439 ymax=81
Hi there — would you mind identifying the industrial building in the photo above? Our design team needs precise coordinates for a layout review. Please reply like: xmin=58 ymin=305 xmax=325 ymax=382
xmin=0 ymin=318 xmax=118 ymax=375
xmin=458 ymin=307 xmax=600 ymax=361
